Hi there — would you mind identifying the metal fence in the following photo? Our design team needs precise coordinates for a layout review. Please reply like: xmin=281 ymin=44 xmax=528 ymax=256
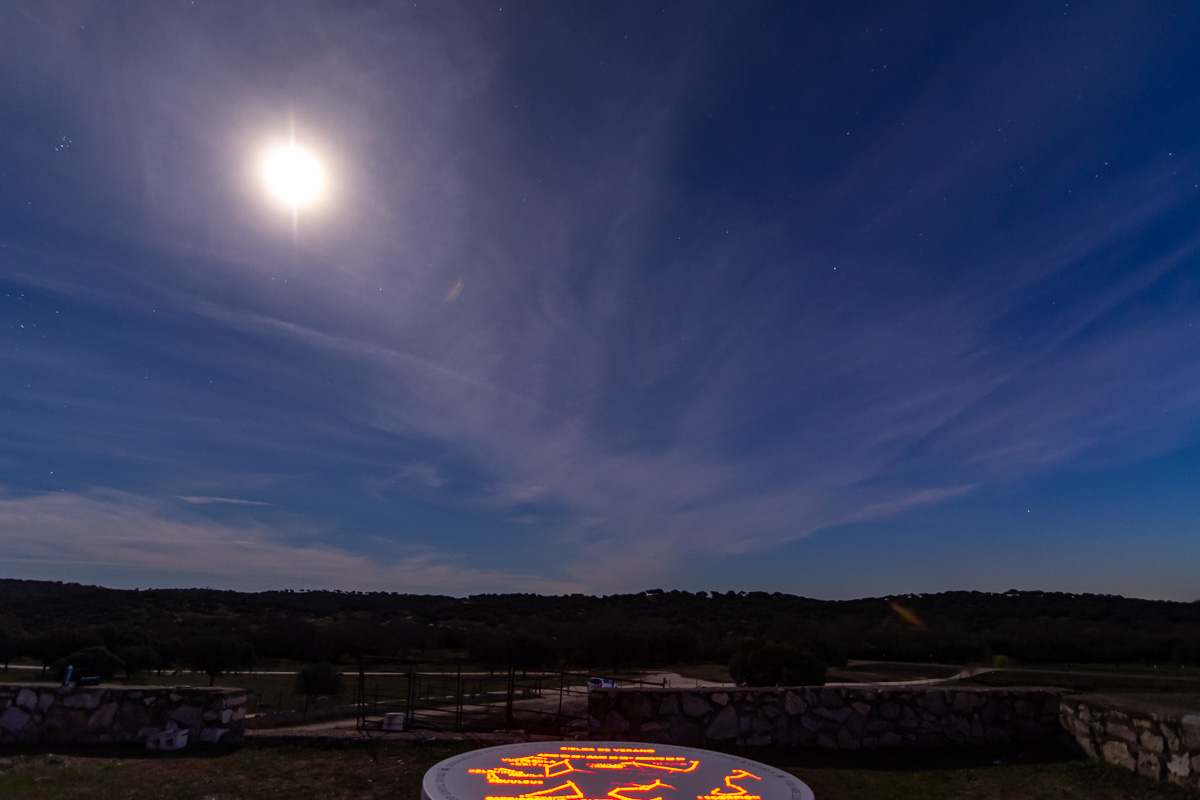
xmin=354 ymin=658 xmax=664 ymax=734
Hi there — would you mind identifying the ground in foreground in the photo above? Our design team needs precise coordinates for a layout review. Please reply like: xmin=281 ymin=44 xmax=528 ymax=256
xmin=0 ymin=740 xmax=1195 ymax=800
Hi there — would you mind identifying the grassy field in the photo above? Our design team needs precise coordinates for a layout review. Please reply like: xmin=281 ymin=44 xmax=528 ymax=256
xmin=0 ymin=667 xmax=561 ymax=722
xmin=826 ymin=663 xmax=962 ymax=683
xmin=0 ymin=740 xmax=1196 ymax=800
xmin=668 ymin=664 xmax=734 ymax=683
xmin=961 ymin=668 xmax=1200 ymax=700
xmin=670 ymin=661 xmax=963 ymax=685
xmin=0 ymin=668 xmax=354 ymax=717
xmin=1030 ymin=664 xmax=1200 ymax=679
xmin=1089 ymin=693 xmax=1200 ymax=712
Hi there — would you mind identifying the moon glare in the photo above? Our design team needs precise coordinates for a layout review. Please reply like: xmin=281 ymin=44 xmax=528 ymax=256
xmin=261 ymin=145 xmax=324 ymax=207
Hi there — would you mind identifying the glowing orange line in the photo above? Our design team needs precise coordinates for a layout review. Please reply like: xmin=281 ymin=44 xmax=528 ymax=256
xmin=497 ymin=753 xmax=696 ymax=776
xmin=472 ymin=767 xmax=550 ymax=784
xmin=705 ymin=770 xmax=763 ymax=797
xmin=591 ymin=761 xmax=699 ymax=774
xmin=508 ymin=781 xmax=585 ymax=799
xmin=607 ymin=779 xmax=676 ymax=800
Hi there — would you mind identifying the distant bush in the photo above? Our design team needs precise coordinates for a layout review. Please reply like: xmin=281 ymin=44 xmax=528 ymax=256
xmin=33 ymin=628 xmax=104 ymax=670
xmin=295 ymin=662 xmax=344 ymax=698
xmin=52 ymin=645 xmax=125 ymax=681
xmin=729 ymin=641 xmax=826 ymax=687
xmin=187 ymin=636 xmax=255 ymax=686
xmin=116 ymin=645 xmax=163 ymax=678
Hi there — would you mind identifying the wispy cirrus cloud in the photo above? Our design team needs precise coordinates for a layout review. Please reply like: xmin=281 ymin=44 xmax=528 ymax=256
xmin=3 ymin=2 xmax=1199 ymax=596
xmin=0 ymin=489 xmax=578 ymax=594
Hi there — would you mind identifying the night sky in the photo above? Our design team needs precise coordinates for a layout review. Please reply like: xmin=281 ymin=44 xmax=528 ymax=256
xmin=3 ymin=2 xmax=1199 ymax=599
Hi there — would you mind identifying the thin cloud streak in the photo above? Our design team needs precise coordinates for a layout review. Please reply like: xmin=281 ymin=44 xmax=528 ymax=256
xmin=0 ymin=489 xmax=577 ymax=594
xmin=177 ymin=496 xmax=272 ymax=506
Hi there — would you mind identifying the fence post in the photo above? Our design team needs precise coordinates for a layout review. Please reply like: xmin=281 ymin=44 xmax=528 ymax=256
xmin=357 ymin=657 xmax=366 ymax=729
xmin=505 ymin=666 xmax=515 ymax=730
xmin=456 ymin=663 xmax=463 ymax=732
xmin=557 ymin=670 xmax=565 ymax=726
xmin=405 ymin=663 xmax=415 ymax=731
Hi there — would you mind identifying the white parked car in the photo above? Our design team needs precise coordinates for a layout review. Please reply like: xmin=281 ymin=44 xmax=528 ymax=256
xmin=587 ymin=677 xmax=617 ymax=691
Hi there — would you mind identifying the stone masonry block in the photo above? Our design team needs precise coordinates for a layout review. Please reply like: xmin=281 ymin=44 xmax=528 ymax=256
xmin=87 ymin=702 xmax=119 ymax=732
xmin=0 ymin=706 xmax=30 ymax=733
xmin=705 ymin=706 xmax=738 ymax=741
xmin=1137 ymin=750 xmax=1164 ymax=781
xmin=617 ymin=692 xmax=655 ymax=721
xmin=603 ymin=711 xmax=630 ymax=734
xmin=62 ymin=691 xmax=102 ymax=710
xmin=1181 ymin=715 xmax=1200 ymax=750
xmin=168 ymin=705 xmax=203 ymax=727
xmin=1106 ymin=722 xmax=1136 ymax=743
xmin=681 ymin=694 xmax=712 ymax=718
xmin=15 ymin=689 xmax=37 ymax=711
xmin=1101 ymin=741 xmax=1136 ymax=771
xmin=951 ymin=692 xmax=984 ymax=714
xmin=783 ymin=691 xmax=806 ymax=716
xmin=814 ymin=706 xmax=851 ymax=723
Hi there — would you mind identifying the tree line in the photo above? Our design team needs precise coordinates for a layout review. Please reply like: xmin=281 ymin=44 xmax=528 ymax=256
xmin=0 ymin=581 xmax=1196 ymax=685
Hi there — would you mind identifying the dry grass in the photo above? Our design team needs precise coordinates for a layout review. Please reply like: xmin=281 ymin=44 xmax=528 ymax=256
xmin=0 ymin=740 xmax=1196 ymax=800
xmin=762 ymin=744 xmax=1199 ymax=800
xmin=1104 ymin=693 xmax=1200 ymax=712
xmin=826 ymin=663 xmax=962 ymax=683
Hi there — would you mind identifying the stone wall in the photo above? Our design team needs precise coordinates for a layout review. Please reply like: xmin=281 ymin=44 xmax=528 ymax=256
xmin=0 ymin=683 xmax=245 ymax=746
xmin=1060 ymin=694 xmax=1200 ymax=790
xmin=588 ymin=686 xmax=1066 ymax=750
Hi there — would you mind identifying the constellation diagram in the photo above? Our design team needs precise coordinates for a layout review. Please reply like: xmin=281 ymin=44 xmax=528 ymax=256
xmin=466 ymin=744 xmax=763 ymax=800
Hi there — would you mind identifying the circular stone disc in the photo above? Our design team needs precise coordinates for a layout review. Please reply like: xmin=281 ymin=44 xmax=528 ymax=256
xmin=422 ymin=741 xmax=815 ymax=800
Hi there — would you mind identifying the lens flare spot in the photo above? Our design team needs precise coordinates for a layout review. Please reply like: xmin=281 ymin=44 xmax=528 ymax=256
xmin=889 ymin=601 xmax=927 ymax=630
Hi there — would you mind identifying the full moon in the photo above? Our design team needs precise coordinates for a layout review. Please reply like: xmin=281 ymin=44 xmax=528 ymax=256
xmin=261 ymin=145 xmax=324 ymax=207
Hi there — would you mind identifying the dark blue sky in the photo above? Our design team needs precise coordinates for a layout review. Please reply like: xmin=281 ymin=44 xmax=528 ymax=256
xmin=2 ymin=1 xmax=1199 ymax=599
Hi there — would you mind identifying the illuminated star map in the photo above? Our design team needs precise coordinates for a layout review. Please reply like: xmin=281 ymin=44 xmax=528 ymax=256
xmin=422 ymin=743 xmax=814 ymax=800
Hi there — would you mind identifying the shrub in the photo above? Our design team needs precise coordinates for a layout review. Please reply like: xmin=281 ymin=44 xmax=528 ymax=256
xmin=52 ymin=645 xmax=125 ymax=681
xmin=188 ymin=636 xmax=255 ymax=686
xmin=295 ymin=662 xmax=344 ymax=698
xmin=729 ymin=641 xmax=826 ymax=687
xmin=116 ymin=645 xmax=163 ymax=678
